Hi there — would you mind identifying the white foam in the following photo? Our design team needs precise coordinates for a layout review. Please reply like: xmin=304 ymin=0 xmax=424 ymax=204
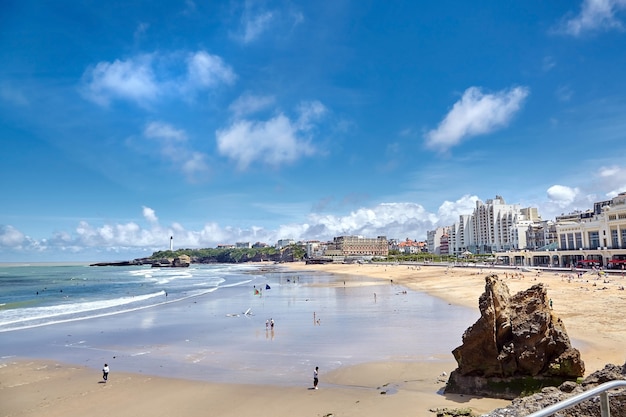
xmin=0 ymin=291 xmax=166 ymax=327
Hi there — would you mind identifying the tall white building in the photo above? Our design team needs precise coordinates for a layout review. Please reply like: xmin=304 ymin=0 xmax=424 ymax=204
xmin=493 ymin=193 xmax=626 ymax=268
xmin=443 ymin=196 xmax=542 ymax=255
xmin=427 ymin=227 xmax=450 ymax=255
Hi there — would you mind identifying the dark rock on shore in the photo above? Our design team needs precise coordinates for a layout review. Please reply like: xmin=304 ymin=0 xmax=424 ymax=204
xmin=90 ymin=258 xmax=153 ymax=266
xmin=151 ymin=254 xmax=191 ymax=268
xmin=446 ymin=275 xmax=584 ymax=399
xmin=482 ymin=362 xmax=626 ymax=417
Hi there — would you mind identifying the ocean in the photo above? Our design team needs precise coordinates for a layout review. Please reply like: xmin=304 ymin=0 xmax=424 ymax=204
xmin=0 ymin=263 xmax=258 ymax=333
xmin=0 ymin=263 xmax=476 ymax=385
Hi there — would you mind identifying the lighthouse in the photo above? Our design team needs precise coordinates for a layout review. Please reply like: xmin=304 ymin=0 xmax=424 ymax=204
xmin=169 ymin=236 xmax=173 ymax=251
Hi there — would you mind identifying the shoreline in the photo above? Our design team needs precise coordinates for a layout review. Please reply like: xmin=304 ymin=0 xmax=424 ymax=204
xmin=282 ymin=261 xmax=626 ymax=374
xmin=0 ymin=263 xmax=515 ymax=417
xmin=0 ymin=358 xmax=510 ymax=417
xmin=6 ymin=261 xmax=624 ymax=417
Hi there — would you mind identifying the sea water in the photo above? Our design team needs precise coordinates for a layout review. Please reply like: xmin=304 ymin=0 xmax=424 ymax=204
xmin=0 ymin=263 xmax=257 ymax=332
xmin=0 ymin=263 xmax=477 ymax=385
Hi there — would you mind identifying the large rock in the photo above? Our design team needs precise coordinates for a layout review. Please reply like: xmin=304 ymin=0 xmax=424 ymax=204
xmin=445 ymin=274 xmax=584 ymax=399
xmin=172 ymin=254 xmax=191 ymax=267
xmin=483 ymin=362 xmax=626 ymax=417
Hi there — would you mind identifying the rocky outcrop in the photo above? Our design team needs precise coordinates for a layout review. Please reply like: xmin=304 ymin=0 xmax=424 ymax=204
xmin=151 ymin=254 xmax=191 ymax=268
xmin=172 ymin=254 xmax=191 ymax=267
xmin=483 ymin=362 xmax=626 ymax=417
xmin=90 ymin=258 xmax=153 ymax=267
xmin=445 ymin=275 xmax=584 ymax=399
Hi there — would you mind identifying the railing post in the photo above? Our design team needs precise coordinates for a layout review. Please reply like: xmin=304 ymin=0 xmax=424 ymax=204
xmin=600 ymin=391 xmax=610 ymax=417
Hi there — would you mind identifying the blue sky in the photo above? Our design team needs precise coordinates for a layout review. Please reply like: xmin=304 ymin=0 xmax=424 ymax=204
xmin=2 ymin=0 xmax=626 ymax=262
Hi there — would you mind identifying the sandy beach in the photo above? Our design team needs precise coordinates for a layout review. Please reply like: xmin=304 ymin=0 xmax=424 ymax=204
xmin=2 ymin=262 xmax=624 ymax=417
xmin=292 ymin=262 xmax=626 ymax=373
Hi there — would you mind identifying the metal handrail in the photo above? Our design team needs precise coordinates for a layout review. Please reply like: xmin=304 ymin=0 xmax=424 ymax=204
xmin=525 ymin=380 xmax=626 ymax=417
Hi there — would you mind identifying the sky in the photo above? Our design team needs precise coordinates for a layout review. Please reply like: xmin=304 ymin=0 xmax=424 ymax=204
xmin=2 ymin=0 xmax=626 ymax=262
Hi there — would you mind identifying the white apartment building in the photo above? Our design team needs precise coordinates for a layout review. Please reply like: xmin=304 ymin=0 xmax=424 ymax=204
xmin=427 ymin=227 xmax=449 ymax=255
xmin=494 ymin=192 xmax=626 ymax=268
xmin=305 ymin=241 xmax=325 ymax=258
xmin=444 ymin=196 xmax=542 ymax=255
xmin=276 ymin=238 xmax=295 ymax=249
xmin=450 ymin=214 xmax=472 ymax=255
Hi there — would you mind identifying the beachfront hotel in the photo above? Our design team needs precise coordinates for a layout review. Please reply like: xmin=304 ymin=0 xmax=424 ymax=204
xmin=323 ymin=235 xmax=389 ymax=259
xmin=436 ymin=193 xmax=626 ymax=269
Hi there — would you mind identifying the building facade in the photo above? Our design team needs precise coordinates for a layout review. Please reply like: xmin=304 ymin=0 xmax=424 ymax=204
xmin=330 ymin=235 xmax=389 ymax=257
xmin=444 ymin=196 xmax=542 ymax=255
xmin=494 ymin=192 xmax=626 ymax=268
xmin=427 ymin=227 xmax=449 ymax=255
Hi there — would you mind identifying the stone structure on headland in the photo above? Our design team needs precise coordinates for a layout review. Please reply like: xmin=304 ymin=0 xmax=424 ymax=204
xmin=445 ymin=275 xmax=584 ymax=400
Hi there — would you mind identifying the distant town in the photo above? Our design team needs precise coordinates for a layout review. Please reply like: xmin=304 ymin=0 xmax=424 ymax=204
xmin=163 ymin=192 xmax=626 ymax=270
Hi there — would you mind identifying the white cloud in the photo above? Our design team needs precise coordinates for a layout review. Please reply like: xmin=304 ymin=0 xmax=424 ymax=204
xmin=597 ymin=165 xmax=626 ymax=197
xmin=302 ymin=203 xmax=438 ymax=241
xmin=142 ymin=121 xmax=210 ymax=180
xmin=5 ymin=165 xmax=626 ymax=260
xmin=241 ymin=11 xmax=274 ymax=43
xmin=558 ymin=0 xmax=626 ymax=36
xmin=547 ymin=185 xmax=580 ymax=206
xmin=555 ymin=85 xmax=574 ymax=102
xmin=144 ymin=121 xmax=187 ymax=142
xmin=0 ymin=225 xmax=26 ymax=248
xmin=231 ymin=3 xmax=303 ymax=44
xmin=81 ymin=55 xmax=159 ymax=106
xmin=143 ymin=206 xmax=159 ymax=223
xmin=425 ymin=86 xmax=529 ymax=151
xmin=436 ymin=195 xmax=481 ymax=226
xmin=229 ymin=93 xmax=276 ymax=118
xmin=216 ymin=101 xmax=325 ymax=170
xmin=186 ymin=51 xmax=237 ymax=89
xmin=81 ymin=50 xmax=235 ymax=106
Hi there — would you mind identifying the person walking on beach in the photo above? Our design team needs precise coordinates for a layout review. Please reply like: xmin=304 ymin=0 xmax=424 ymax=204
xmin=102 ymin=363 xmax=109 ymax=382
xmin=313 ymin=366 xmax=319 ymax=389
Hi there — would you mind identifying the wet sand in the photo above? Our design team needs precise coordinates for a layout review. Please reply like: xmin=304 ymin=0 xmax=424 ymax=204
xmin=8 ymin=261 xmax=621 ymax=417
xmin=289 ymin=262 xmax=626 ymax=373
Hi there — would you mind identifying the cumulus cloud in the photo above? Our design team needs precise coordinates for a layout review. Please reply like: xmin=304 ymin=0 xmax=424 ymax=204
xmin=229 ymin=93 xmax=275 ymax=118
xmin=81 ymin=55 xmax=159 ymax=106
xmin=0 ymin=225 xmax=26 ymax=248
xmin=216 ymin=101 xmax=325 ymax=170
xmin=597 ymin=165 xmax=626 ymax=197
xmin=547 ymin=185 xmax=580 ymax=207
xmin=6 ymin=165 xmax=626 ymax=260
xmin=143 ymin=206 xmax=159 ymax=223
xmin=557 ymin=0 xmax=626 ymax=36
xmin=142 ymin=121 xmax=210 ymax=180
xmin=186 ymin=51 xmax=237 ymax=89
xmin=436 ymin=195 xmax=481 ymax=226
xmin=81 ymin=50 xmax=235 ymax=106
xmin=425 ymin=86 xmax=529 ymax=151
